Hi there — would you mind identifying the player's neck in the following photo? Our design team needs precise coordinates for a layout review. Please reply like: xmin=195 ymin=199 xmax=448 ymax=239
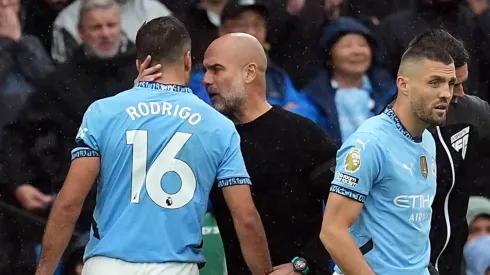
xmin=392 ymin=102 xmax=427 ymax=139
xmin=152 ymin=73 xmax=187 ymax=87
xmin=233 ymin=96 xmax=272 ymax=125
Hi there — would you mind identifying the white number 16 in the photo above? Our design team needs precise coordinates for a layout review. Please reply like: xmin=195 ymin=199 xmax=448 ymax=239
xmin=126 ymin=130 xmax=197 ymax=209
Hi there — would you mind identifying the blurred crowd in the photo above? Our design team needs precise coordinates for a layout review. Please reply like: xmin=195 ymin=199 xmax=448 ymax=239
xmin=0 ymin=0 xmax=490 ymax=274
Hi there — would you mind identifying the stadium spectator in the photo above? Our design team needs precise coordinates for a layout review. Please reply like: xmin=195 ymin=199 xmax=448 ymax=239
xmin=0 ymin=1 xmax=55 ymax=272
xmin=177 ymin=0 xmax=226 ymax=69
xmin=0 ymin=0 xmax=55 ymax=134
xmin=189 ymin=0 xmax=318 ymax=120
xmin=467 ymin=196 xmax=490 ymax=243
xmin=302 ymin=17 xmax=396 ymax=144
xmin=50 ymin=0 xmax=171 ymax=63
xmin=0 ymin=0 xmax=137 ymax=272
xmin=376 ymin=0 xmax=490 ymax=101
xmin=22 ymin=0 xmax=73 ymax=52
xmin=464 ymin=235 xmax=490 ymax=275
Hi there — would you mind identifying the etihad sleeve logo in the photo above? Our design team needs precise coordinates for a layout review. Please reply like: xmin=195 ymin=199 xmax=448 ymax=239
xmin=344 ymin=147 xmax=361 ymax=173
xmin=450 ymin=126 xmax=470 ymax=160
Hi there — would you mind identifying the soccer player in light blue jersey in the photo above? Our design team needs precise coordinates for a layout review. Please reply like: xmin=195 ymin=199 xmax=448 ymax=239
xmin=35 ymin=16 xmax=272 ymax=275
xmin=320 ymin=44 xmax=456 ymax=275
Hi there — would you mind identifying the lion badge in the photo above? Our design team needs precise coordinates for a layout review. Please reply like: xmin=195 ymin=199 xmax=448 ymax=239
xmin=344 ymin=147 xmax=362 ymax=173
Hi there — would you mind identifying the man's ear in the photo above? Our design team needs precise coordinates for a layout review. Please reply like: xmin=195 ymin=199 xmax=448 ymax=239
xmin=244 ymin=63 xmax=257 ymax=84
xmin=184 ymin=51 xmax=192 ymax=71
xmin=397 ymin=76 xmax=409 ymax=96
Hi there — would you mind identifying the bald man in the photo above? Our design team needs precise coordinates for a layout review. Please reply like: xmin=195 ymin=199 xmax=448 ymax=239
xmin=321 ymin=44 xmax=455 ymax=274
xmin=202 ymin=33 xmax=336 ymax=275
xmin=136 ymin=33 xmax=338 ymax=274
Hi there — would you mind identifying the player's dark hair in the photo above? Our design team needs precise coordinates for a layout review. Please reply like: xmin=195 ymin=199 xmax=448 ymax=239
xmin=135 ymin=16 xmax=191 ymax=65
xmin=400 ymin=43 xmax=454 ymax=66
xmin=407 ymin=29 xmax=469 ymax=68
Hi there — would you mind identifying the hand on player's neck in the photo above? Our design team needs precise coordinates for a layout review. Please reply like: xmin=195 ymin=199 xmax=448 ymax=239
xmin=392 ymin=101 xmax=427 ymax=139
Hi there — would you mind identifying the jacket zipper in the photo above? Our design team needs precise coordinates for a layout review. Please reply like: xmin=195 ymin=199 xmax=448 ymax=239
xmin=434 ymin=126 xmax=456 ymax=271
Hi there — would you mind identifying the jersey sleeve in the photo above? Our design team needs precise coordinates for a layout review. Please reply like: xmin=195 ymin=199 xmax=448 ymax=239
xmin=330 ymin=132 xmax=383 ymax=203
xmin=216 ymin=129 xmax=251 ymax=188
xmin=71 ymin=103 xmax=101 ymax=160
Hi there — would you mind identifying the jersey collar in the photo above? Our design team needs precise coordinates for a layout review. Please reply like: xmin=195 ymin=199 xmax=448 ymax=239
xmin=383 ymin=107 xmax=422 ymax=143
xmin=136 ymin=81 xmax=193 ymax=94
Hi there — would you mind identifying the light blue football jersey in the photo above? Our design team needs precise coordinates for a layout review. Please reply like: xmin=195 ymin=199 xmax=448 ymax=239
xmin=330 ymin=107 xmax=437 ymax=275
xmin=71 ymin=81 xmax=251 ymax=264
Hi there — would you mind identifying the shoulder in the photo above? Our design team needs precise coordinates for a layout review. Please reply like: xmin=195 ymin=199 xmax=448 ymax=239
xmin=355 ymin=114 xmax=393 ymax=140
xmin=448 ymin=95 xmax=490 ymax=129
xmin=271 ymin=106 xmax=321 ymax=132
xmin=85 ymin=88 xmax=134 ymax=116
xmin=461 ymin=95 xmax=490 ymax=114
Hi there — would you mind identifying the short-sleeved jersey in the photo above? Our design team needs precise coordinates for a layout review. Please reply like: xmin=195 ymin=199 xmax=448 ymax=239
xmin=330 ymin=107 xmax=437 ymax=275
xmin=72 ymin=82 xmax=251 ymax=264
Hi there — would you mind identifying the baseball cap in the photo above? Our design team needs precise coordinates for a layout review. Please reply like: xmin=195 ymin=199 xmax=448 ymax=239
xmin=467 ymin=196 xmax=490 ymax=226
xmin=221 ymin=0 xmax=268 ymax=24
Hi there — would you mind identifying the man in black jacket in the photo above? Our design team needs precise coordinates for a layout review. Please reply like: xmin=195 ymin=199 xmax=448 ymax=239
xmin=394 ymin=29 xmax=490 ymax=275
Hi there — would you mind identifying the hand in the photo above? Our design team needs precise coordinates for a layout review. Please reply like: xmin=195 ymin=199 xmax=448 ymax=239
xmin=269 ymin=263 xmax=302 ymax=275
xmin=467 ymin=0 xmax=488 ymax=15
xmin=15 ymin=184 xmax=54 ymax=211
xmin=0 ymin=7 xmax=21 ymax=41
xmin=287 ymin=0 xmax=305 ymax=16
xmin=134 ymin=55 xmax=162 ymax=85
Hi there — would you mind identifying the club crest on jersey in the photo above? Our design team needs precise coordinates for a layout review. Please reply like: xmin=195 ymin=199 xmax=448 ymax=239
xmin=420 ymin=156 xmax=428 ymax=179
xmin=344 ymin=147 xmax=361 ymax=173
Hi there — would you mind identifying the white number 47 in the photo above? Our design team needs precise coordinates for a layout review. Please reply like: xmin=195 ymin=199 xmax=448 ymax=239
xmin=126 ymin=130 xmax=197 ymax=209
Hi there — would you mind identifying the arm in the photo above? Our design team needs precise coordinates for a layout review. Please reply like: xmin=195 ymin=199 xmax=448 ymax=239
xmin=320 ymin=193 xmax=374 ymax=275
xmin=222 ymin=185 xmax=272 ymax=275
xmin=320 ymin=133 xmax=382 ymax=274
xmin=35 ymin=157 xmax=99 ymax=275
xmin=217 ymin=129 xmax=272 ymax=275
xmin=35 ymin=103 xmax=101 ymax=275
